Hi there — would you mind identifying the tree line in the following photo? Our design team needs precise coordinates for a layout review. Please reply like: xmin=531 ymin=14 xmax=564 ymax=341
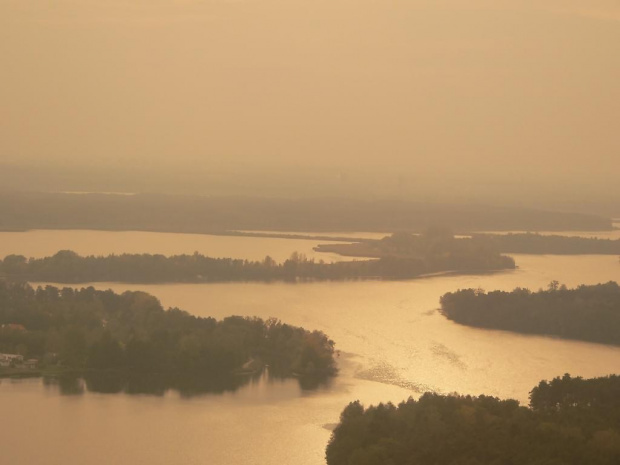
xmin=0 ymin=247 xmax=515 ymax=284
xmin=326 ymin=374 xmax=620 ymax=465
xmin=0 ymin=281 xmax=336 ymax=380
xmin=316 ymin=230 xmax=620 ymax=258
xmin=472 ymin=232 xmax=620 ymax=254
xmin=440 ymin=281 xmax=620 ymax=345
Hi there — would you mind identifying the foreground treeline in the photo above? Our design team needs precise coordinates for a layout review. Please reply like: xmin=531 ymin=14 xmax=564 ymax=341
xmin=0 ymin=247 xmax=515 ymax=284
xmin=326 ymin=374 xmax=620 ymax=465
xmin=0 ymin=281 xmax=336 ymax=378
xmin=474 ymin=232 xmax=620 ymax=254
xmin=440 ymin=282 xmax=620 ymax=345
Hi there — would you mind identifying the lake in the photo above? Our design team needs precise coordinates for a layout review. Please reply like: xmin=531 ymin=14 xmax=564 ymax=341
xmin=1 ymin=230 xmax=620 ymax=464
xmin=0 ymin=229 xmax=350 ymax=263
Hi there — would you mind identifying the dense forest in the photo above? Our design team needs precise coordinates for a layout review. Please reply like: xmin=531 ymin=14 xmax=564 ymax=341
xmin=440 ymin=282 xmax=620 ymax=345
xmin=0 ymin=245 xmax=515 ymax=284
xmin=0 ymin=281 xmax=336 ymax=380
xmin=326 ymin=374 xmax=620 ymax=465
xmin=473 ymin=232 xmax=620 ymax=254
xmin=0 ymin=192 xmax=611 ymax=233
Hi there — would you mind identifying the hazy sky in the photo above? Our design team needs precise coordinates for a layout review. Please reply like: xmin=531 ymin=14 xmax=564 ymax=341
xmin=1 ymin=0 xmax=619 ymax=203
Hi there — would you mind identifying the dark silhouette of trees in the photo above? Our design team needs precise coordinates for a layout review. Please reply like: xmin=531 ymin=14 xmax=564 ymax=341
xmin=0 ymin=246 xmax=515 ymax=284
xmin=326 ymin=375 xmax=620 ymax=465
xmin=530 ymin=374 xmax=620 ymax=426
xmin=0 ymin=281 xmax=337 ymax=379
xmin=440 ymin=282 xmax=620 ymax=345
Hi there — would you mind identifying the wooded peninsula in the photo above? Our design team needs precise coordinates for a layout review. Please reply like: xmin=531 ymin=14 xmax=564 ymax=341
xmin=326 ymin=374 xmax=620 ymax=465
xmin=0 ymin=282 xmax=337 ymax=381
xmin=0 ymin=243 xmax=515 ymax=284
xmin=440 ymin=282 xmax=620 ymax=346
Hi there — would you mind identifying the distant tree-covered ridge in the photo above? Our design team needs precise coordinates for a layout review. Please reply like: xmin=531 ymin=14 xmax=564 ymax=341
xmin=0 ymin=192 xmax=611 ymax=233
xmin=0 ymin=281 xmax=336 ymax=379
xmin=0 ymin=246 xmax=515 ymax=284
xmin=473 ymin=232 xmax=620 ymax=254
xmin=326 ymin=374 xmax=620 ymax=465
xmin=316 ymin=230 xmax=620 ymax=257
xmin=440 ymin=282 xmax=620 ymax=345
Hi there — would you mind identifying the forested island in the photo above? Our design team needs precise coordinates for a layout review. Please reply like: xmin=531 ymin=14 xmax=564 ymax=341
xmin=440 ymin=282 xmax=620 ymax=345
xmin=326 ymin=374 xmax=620 ymax=465
xmin=0 ymin=282 xmax=337 ymax=384
xmin=316 ymin=230 xmax=620 ymax=258
xmin=0 ymin=192 xmax=611 ymax=233
xmin=0 ymin=246 xmax=515 ymax=284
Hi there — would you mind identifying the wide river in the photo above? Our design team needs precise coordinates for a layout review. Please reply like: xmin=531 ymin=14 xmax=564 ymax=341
xmin=1 ymin=230 xmax=620 ymax=465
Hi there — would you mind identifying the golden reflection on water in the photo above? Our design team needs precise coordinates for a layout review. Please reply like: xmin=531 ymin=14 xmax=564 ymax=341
xmin=31 ymin=254 xmax=620 ymax=404
xmin=3 ymin=231 xmax=620 ymax=464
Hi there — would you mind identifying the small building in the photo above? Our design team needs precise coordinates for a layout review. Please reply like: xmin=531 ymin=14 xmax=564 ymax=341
xmin=24 ymin=359 xmax=39 ymax=369
xmin=0 ymin=353 xmax=25 ymax=367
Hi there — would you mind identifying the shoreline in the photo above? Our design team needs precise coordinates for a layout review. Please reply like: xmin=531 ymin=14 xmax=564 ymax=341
xmin=3 ymin=266 xmax=514 ymax=286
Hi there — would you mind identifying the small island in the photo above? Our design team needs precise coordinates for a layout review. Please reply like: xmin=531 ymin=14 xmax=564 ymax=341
xmin=0 ymin=281 xmax=337 ymax=384
xmin=440 ymin=281 xmax=620 ymax=345
xmin=326 ymin=374 xmax=620 ymax=465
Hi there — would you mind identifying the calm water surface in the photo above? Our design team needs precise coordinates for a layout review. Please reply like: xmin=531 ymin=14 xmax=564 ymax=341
xmin=0 ymin=229 xmax=349 ymax=263
xmin=238 ymin=230 xmax=390 ymax=240
xmin=2 ymin=231 xmax=620 ymax=465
